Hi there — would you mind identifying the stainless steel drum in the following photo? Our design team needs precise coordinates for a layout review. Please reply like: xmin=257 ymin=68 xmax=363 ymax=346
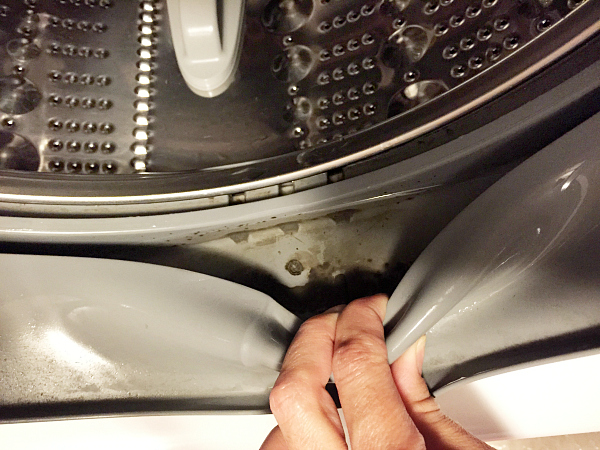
xmin=0 ymin=0 xmax=598 ymax=215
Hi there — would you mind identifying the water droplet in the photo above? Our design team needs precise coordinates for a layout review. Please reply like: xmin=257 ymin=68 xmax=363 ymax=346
xmin=391 ymin=25 xmax=435 ymax=62
xmin=272 ymin=45 xmax=314 ymax=83
xmin=7 ymin=38 xmax=41 ymax=60
xmin=319 ymin=49 xmax=331 ymax=61
xmin=262 ymin=0 xmax=313 ymax=34
xmin=294 ymin=96 xmax=312 ymax=118
xmin=390 ymin=79 xmax=448 ymax=116
xmin=0 ymin=76 xmax=42 ymax=114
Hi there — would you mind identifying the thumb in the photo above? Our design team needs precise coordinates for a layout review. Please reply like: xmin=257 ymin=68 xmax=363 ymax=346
xmin=391 ymin=336 xmax=493 ymax=450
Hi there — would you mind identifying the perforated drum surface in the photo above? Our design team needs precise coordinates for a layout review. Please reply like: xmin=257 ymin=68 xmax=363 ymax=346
xmin=0 ymin=0 xmax=597 ymax=193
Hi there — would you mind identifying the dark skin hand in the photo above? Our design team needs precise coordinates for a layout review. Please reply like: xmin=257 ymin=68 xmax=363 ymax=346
xmin=261 ymin=295 xmax=494 ymax=450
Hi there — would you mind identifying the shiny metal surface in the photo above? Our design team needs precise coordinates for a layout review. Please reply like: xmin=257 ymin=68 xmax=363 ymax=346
xmin=0 ymin=0 xmax=597 ymax=212
xmin=0 ymin=254 xmax=302 ymax=419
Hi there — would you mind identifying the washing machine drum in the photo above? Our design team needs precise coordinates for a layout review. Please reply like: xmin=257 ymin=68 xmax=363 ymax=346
xmin=0 ymin=0 xmax=599 ymax=216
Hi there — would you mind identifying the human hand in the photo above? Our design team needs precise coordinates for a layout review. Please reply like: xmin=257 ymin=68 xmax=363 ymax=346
xmin=260 ymin=294 xmax=493 ymax=449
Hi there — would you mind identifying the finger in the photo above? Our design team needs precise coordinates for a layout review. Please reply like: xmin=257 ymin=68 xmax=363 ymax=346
xmin=391 ymin=336 xmax=493 ymax=450
xmin=332 ymin=295 xmax=425 ymax=449
xmin=269 ymin=307 xmax=348 ymax=450
xmin=260 ymin=426 xmax=288 ymax=450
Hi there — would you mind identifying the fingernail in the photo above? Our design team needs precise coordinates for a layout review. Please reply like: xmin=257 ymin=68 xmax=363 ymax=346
xmin=416 ymin=335 xmax=427 ymax=376
xmin=324 ymin=304 xmax=346 ymax=314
